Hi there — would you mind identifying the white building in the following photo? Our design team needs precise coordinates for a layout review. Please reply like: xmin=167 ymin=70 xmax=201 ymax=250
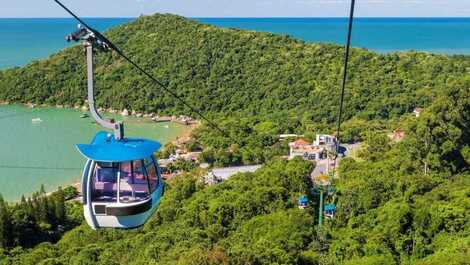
xmin=204 ymin=165 xmax=263 ymax=185
xmin=288 ymin=134 xmax=337 ymax=161
xmin=314 ymin=134 xmax=337 ymax=147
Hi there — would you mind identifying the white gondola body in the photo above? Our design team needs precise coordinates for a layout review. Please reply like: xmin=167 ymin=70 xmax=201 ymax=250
xmin=80 ymin=154 xmax=164 ymax=229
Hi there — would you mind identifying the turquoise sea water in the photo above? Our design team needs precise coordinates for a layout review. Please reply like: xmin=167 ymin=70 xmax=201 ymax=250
xmin=0 ymin=18 xmax=132 ymax=69
xmin=1 ymin=17 xmax=470 ymax=69
xmin=0 ymin=105 xmax=186 ymax=201
xmin=197 ymin=17 xmax=470 ymax=55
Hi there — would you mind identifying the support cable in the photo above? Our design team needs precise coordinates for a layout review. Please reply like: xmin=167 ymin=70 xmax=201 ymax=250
xmin=335 ymin=0 xmax=356 ymax=163
xmin=320 ymin=0 xmax=356 ymax=226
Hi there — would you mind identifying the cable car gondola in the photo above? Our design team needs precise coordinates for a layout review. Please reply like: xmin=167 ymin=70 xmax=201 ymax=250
xmin=65 ymin=25 xmax=165 ymax=229
xmin=78 ymin=132 xmax=164 ymax=229
xmin=298 ymin=195 xmax=309 ymax=209
xmin=324 ymin=203 xmax=336 ymax=219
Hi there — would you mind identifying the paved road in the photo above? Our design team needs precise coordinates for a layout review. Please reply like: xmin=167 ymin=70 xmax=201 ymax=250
xmin=310 ymin=144 xmax=362 ymax=182
xmin=311 ymin=160 xmax=328 ymax=178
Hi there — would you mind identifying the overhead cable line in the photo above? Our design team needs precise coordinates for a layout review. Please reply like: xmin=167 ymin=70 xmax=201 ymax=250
xmin=335 ymin=0 xmax=356 ymax=162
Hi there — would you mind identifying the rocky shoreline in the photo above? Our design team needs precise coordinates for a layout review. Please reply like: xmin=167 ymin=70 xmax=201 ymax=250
xmin=0 ymin=101 xmax=199 ymax=125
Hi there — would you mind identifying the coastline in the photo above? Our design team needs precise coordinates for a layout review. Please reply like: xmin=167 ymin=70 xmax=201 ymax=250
xmin=0 ymin=102 xmax=198 ymax=202
xmin=0 ymin=101 xmax=200 ymax=126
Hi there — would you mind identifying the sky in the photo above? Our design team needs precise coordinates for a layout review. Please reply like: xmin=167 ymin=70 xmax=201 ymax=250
xmin=1 ymin=0 xmax=470 ymax=18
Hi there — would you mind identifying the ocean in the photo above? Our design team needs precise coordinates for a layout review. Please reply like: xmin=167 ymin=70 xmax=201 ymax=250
xmin=1 ymin=17 xmax=470 ymax=69
xmin=0 ymin=18 xmax=132 ymax=69
xmin=197 ymin=17 xmax=470 ymax=55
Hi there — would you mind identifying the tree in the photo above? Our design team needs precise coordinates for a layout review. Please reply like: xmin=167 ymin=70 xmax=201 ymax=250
xmin=54 ymin=187 xmax=66 ymax=225
xmin=0 ymin=195 xmax=12 ymax=248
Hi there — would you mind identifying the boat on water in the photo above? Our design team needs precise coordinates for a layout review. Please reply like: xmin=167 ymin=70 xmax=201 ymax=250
xmin=31 ymin=118 xmax=42 ymax=123
xmin=80 ymin=113 xmax=89 ymax=118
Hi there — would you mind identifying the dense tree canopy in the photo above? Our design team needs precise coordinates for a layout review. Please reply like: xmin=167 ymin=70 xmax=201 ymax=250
xmin=0 ymin=186 xmax=80 ymax=250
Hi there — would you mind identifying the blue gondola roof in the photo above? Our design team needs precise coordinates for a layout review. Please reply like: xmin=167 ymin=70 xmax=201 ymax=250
xmin=298 ymin=195 xmax=309 ymax=204
xmin=76 ymin=131 xmax=161 ymax=162
xmin=325 ymin=204 xmax=336 ymax=211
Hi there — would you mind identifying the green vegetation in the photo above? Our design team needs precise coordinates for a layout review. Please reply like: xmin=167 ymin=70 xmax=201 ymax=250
xmin=0 ymin=159 xmax=317 ymax=265
xmin=0 ymin=14 xmax=468 ymax=264
xmin=1 ymin=130 xmax=468 ymax=264
xmin=0 ymin=186 xmax=81 ymax=250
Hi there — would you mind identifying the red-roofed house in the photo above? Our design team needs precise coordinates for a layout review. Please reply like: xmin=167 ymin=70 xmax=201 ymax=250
xmin=289 ymin=139 xmax=310 ymax=148
xmin=413 ymin=107 xmax=423 ymax=118
xmin=288 ymin=135 xmax=335 ymax=161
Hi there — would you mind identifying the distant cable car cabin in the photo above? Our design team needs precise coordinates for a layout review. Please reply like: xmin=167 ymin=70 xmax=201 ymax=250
xmin=327 ymin=186 xmax=335 ymax=196
xmin=298 ymin=195 xmax=309 ymax=209
xmin=324 ymin=203 xmax=336 ymax=219
xmin=78 ymin=131 xmax=164 ymax=229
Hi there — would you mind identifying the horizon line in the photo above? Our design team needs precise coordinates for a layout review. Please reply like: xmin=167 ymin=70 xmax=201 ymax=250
xmin=1 ymin=15 xmax=470 ymax=19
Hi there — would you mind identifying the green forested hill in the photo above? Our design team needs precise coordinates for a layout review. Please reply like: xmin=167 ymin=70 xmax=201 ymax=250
xmin=0 ymin=14 xmax=469 ymax=126
xmin=2 ymin=13 xmax=470 ymax=165
xmin=0 ymin=14 xmax=469 ymax=265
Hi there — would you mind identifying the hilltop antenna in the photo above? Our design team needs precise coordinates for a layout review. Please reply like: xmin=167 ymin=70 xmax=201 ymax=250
xmin=54 ymin=0 xmax=231 ymax=140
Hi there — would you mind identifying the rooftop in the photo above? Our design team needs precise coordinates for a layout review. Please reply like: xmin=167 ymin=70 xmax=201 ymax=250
xmin=289 ymin=138 xmax=310 ymax=147
xmin=210 ymin=165 xmax=263 ymax=180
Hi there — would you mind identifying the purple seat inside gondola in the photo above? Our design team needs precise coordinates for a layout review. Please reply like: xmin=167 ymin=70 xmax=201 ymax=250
xmin=93 ymin=166 xmax=118 ymax=202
